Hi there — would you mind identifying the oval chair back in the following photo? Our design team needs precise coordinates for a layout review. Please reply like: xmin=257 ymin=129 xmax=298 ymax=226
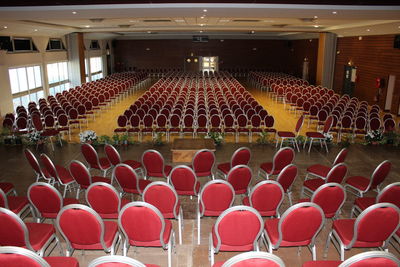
xmin=230 ymin=147 xmax=251 ymax=169
xmin=220 ymin=251 xmax=286 ymax=267
xmin=168 ymin=165 xmax=200 ymax=196
xmin=311 ymin=183 xmax=346 ymax=219
xmin=191 ymin=149 xmax=215 ymax=179
xmin=245 ymin=180 xmax=284 ymax=217
xmin=226 ymin=165 xmax=252 ymax=195
xmin=86 ymin=182 xmax=123 ymax=219
xmin=326 ymin=163 xmax=348 ymax=184
xmin=0 ymin=246 xmax=51 ymax=267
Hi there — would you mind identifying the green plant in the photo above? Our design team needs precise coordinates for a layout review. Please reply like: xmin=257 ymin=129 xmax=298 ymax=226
xmin=365 ymin=130 xmax=383 ymax=145
xmin=120 ymin=133 xmax=129 ymax=145
xmin=112 ymin=134 xmax=120 ymax=145
xmin=295 ymin=135 xmax=306 ymax=145
xmin=380 ymin=131 xmax=398 ymax=145
xmin=256 ymin=131 xmax=270 ymax=145
xmin=152 ymin=132 xmax=165 ymax=146
xmin=206 ymin=131 xmax=224 ymax=146
xmin=98 ymin=135 xmax=112 ymax=145
xmin=338 ymin=134 xmax=351 ymax=148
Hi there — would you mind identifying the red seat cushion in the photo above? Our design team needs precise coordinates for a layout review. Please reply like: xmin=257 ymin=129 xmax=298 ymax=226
xmin=333 ymin=219 xmax=384 ymax=247
xmin=98 ymin=157 xmax=111 ymax=169
xmin=212 ymin=225 xmax=255 ymax=251
xmin=354 ymin=197 xmax=375 ymax=211
xmin=307 ymin=164 xmax=331 ymax=178
xmin=0 ymin=183 xmax=14 ymax=194
xmin=26 ymin=223 xmax=55 ymax=251
xmin=217 ymin=163 xmax=230 ymax=174
xmin=164 ymin=165 xmax=172 ymax=177
xmin=346 ymin=176 xmax=370 ymax=191
xmin=44 ymin=257 xmax=80 ymax=267
xmin=7 ymin=196 xmax=29 ymax=214
xmin=259 ymin=163 xmax=280 ymax=175
xmin=123 ymin=160 xmax=142 ymax=170
xmin=72 ymin=221 xmax=118 ymax=250
xmin=175 ymin=181 xmax=200 ymax=196
xmin=277 ymin=131 xmax=295 ymax=138
xmin=306 ymin=132 xmax=324 ymax=138
xmin=242 ymin=197 xmax=250 ymax=206
xmin=264 ymin=219 xmax=312 ymax=247
xmin=138 ymin=179 xmax=152 ymax=192
xmin=55 ymin=166 xmax=75 ymax=184
xmin=303 ymin=178 xmax=325 ymax=192
xmin=301 ymin=261 xmax=341 ymax=267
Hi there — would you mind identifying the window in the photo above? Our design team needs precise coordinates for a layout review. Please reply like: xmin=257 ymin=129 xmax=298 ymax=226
xmin=46 ymin=38 xmax=66 ymax=51
xmin=9 ymin=65 xmax=43 ymax=110
xmin=90 ymin=56 xmax=103 ymax=81
xmin=90 ymin=40 xmax=100 ymax=50
xmin=12 ymin=37 xmax=38 ymax=52
xmin=47 ymin=61 xmax=70 ymax=96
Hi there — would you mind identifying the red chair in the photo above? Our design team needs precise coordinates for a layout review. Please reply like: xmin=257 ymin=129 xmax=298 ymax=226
xmin=155 ymin=114 xmax=168 ymax=141
xmin=226 ymin=165 xmax=252 ymax=195
xmin=40 ymin=154 xmax=77 ymax=198
xmin=142 ymin=181 xmax=183 ymax=244
xmin=112 ymin=163 xmax=152 ymax=198
xmin=209 ymin=205 xmax=264 ymax=265
xmin=86 ymin=182 xmax=130 ymax=219
xmin=0 ymin=207 xmax=61 ymax=256
xmin=236 ymin=114 xmax=250 ymax=142
xmin=263 ymin=202 xmax=325 ymax=260
xmin=142 ymin=149 xmax=172 ymax=179
xmin=275 ymin=115 xmax=304 ymax=152
xmin=69 ymin=160 xmax=110 ymax=199
xmin=81 ymin=143 xmax=112 ymax=176
xmin=301 ymin=163 xmax=348 ymax=198
xmin=197 ymin=180 xmax=235 ymax=245
xmin=28 ymin=182 xmax=78 ymax=223
xmin=104 ymin=144 xmax=143 ymax=177
xmin=0 ymin=182 xmax=16 ymax=196
xmin=0 ymin=246 xmax=80 ymax=267
xmin=56 ymin=204 xmax=120 ymax=256
xmin=212 ymin=251 xmax=285 ymax=267
xmin=0 ymin=188 xmax=31 ymax=218
xmin=118 ymin=202 xmax=174 ymax=267
xmin=344 ymin=160 xmax=391 ymax=197
xmin=276 ymin=164 xmax=298 ymax=206
xmin=350 ymin=182 xmax=400 ymax=218
xmin=325 ymin=203 xmax=400 ymax=260
xmin=168 ymin=165 xmax=200 ymax=197
xmin=114 ymin=115 xmax=128 ymax=134
xmin=88 ymin=255 xmax=160 ymax=267
xmin=128 ymin=114 xmax=141 ymax=141
xmin=141 ymin=114 xmax=154 ymax=138
xmin=195 ymin=114 xmax=208 ymax=137
xmin=302 ymin=251 xmax=399 ymax=267
xmin=242 ymin=180 xmax=284 ymax=217
xmin=182 ymin=114 xmax=195 ymax=137
xmin=24 ymin=149 xmax=54 ymax=184
xmin=305 ymin=148 xmax=348 ymax=180
xmin=299 ymin=183 xmax=346 ymax=220
xmin=217 ymin=147 xmax=251 ymax=179
xmin=190 ymin=149 xmax=215 ymax=180
xmin=259 ymin=147 xmax=295 ymax=180
xmin=304 ymin=115 xmax=333 ymax=153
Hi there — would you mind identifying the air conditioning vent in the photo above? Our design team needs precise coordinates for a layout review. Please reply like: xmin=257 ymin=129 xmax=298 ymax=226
xmin=119 ymin=25 xmax=131 ymax=28
xmin=232 ymin=19 xmax=261 ymax=22
xmin=299 ymin=18 xmax=317 ymax=22
xmin=143 ymin=19 xmax=171 ymax=23
xmin=272 ymin=24 xmax=289 ymax=28
xmin=193 ymin=36 xmax=209 ymax=42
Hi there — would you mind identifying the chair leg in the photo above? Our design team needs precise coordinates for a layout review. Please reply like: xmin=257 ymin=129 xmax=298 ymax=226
xmin=324 ymin=231 xmax=332 ymax=258
xmin=197 ymin=213 xmax=201 ymax=245
xmin=287 ymin=192 xmax=293 ymax=206
xmin=308 ymin=139 xmax=313 ymax=153
xmin=76 ymin=188 xmax=80 ymax=199
xmin=167 ymin=233 xmax=173 ymax=267
xmin=178 ymin=210 xmax=182 ymax=245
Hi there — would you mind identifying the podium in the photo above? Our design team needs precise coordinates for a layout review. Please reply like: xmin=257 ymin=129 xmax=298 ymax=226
xmin=171 ymin=138 xmax=215 ymax=163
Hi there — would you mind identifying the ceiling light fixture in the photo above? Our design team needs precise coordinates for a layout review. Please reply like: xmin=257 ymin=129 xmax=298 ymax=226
xmin=366 ymin=29 xmax=371 ymax=32
xmin=147 ymin=31 xmax=151 ymax=33
xmin=314 ymin=15 xmax=318 ymax=19
xmin=3 ymin=26 xmax=7 ymax=29
xmin=251 ymin=30 xmax=255 ymax=34
xmin=203 ymin=9 xmax=207 ymax=12
xmin=175 ymin=19 xmax=184 ymax=22
xmin=200 ymin=24 xmax=204 ymax=26
xmin=72 ymin=11 xmax=77 ymax=14
xmin=332 ymin=11 xmax=337 ymax=14
xmin=34 ymin=29 xmax=38 ymax=31
xmin=200 ymin=16 xmax=205 ymax=19
xmin=84 ymin=25 xmax=90 ymax=28
xmin=199 ymin=30 xmax=203 ymax=33
xmin=219 ymin=19 xmax=229 ymax=22
xmin=314 ymin=25 xmax=319 ymax=28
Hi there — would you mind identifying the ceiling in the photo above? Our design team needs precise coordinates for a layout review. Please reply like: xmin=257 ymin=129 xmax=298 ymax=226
xmin=0 ymin=2 xmax=399 ymax=40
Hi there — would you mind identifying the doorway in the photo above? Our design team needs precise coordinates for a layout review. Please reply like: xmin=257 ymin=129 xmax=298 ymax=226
xmin=201 ymin=56 xmax=218 ymax=73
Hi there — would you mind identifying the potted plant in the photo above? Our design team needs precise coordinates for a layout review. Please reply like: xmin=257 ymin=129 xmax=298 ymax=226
xmin=120 ymin=133 xmax=129 ymax=146
xmin=112 ymin=134 xmax=120 ymax=145
xmin=79 ymin=130 xmax=97 ymax=144
xmin=26 ymin=130 xmax=46 ymax=146
xmin=1 ymin=127 xmax=13 ymax=145
xmin=152 ymin=132 xmax=165 ymax=146
xmin=206 ymin=131 xmax=224 ymax=146
xmin=98 ymin=135 xmax=111 ymax=145
xmin=364 ymin=130 xmax=383 ymax=145
xmin=256 ymin=131 xmax=270 ymax=145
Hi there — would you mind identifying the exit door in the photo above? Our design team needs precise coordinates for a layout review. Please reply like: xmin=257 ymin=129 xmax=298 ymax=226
xmin=342 ymin=65 xmax=357 ymax=96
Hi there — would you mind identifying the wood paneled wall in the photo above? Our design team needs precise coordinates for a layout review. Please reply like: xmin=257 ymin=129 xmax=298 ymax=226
xmin=113 ymin=38 xmax=318 ymax=83
xmin=333 ymin=35 xmax=400 ymax=112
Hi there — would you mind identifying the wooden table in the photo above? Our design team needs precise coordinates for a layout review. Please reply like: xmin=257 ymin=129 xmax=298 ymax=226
xmin=171 ymin=138 xmax=215 ymax=163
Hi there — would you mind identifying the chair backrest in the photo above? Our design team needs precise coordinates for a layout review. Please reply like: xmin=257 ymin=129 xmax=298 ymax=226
xmin=326 ymin=163 xmax=348 ymax=184
xmin=199 ymin=180 xmax=235 ymax=217
xmin=226 ymin=165 xmax=252 ymax=194
xmin=323 ymin=115 xmax=334 ymax=134
xmin=0 ymin=246 xmax=50 ymax=267
xmin=24 ymin=149 xmax=44 ymax=178
xmin=40 ymin=153 xmax=59 ymax=181
xmin=277 ymin=202 xmax=324 ymax=247
xmin=332 ymin=148 xmax=348 ymax=166
xmin=142 ymin=181 xmax=179 ymax=219
xmin=248 ymin=180 xmax=284 ymax=217
xmin=168 ymin=165 xmax=199 ymax=195
xmin=191 ymin=149 xmax=215 ymax=177
xmin=69 ymin=160 xmax=92 ymax=187
xmin=271 ymin=147 xmax=295 ymax=175
xmin=27 ymin=182 xmax=63 ymax=218
xmin=56 ymin=204 xmax=108 ymax=250
xmin=81 ymin=143 xmax=101 ymax=169
xmin=376 ymin=182 xmax=400 ymax=208
xmin=118 ymin=202 xmax=168 ymax=248
xmin=112 ymin=163 xmax=141 ymax=193
xmin=0 ymin=207 xmax=32 ymax=250
xmin=88 ymin=255 xmax=147 ymax=267
xmin=142 ymin=150 xmax=167 ymax=177
xmin=104 ymin=144 xmax=122 ymax=166
xmin=86 ymin=182 xmax=122 ymax=218
xmin=230 ymin=147 xmax=251 ymax=169
xmin=311 ymin=183 xmax=346 ymax=218
xmin=221 ymin=251 xmax=286 ymax=267
xmin=368 ymin=160 xmax=391 ymax=192
xmin=350 ymin=203 xmax=399 ymax=248
xmin=214 ymin=205 xmax=264 ymax=252
xmin=276 ymin=164 xmax=298 ymax=193
xmin=338 ymin=251 xmax=400 ymax=267
xmin=294 ymin=115 xmax=304 ymax=133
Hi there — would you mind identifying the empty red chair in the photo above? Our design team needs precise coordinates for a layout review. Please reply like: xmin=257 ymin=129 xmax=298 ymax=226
xmin=212 ymin=251 xmax=285 ymax=267
xmin=114 ymin=115 xmax=128 ymax=134
xmin=81 ymin=143 xmax=112 ymax=176
xmin=24 ymin=149 xmax=54 ymax=184
xmin=118 ymin=202 xmax=174 ymax=267
xmin=325 ymin=203 xmax=400 ymax=260
xmin=168 ymin=165 xmax=200 ymax=196
xmin=28 ymin=182 xmax=78 ymax=223
xmin=263 ymin=202 xmax=325 ymax=260
xmin=142 ymin=181 xmax=183 ymax=244
xmin=0 ymin=207 xmax=60 ymax=256
xmin=242 ymin=180 xmax=284 ymax=217
xmin=276 ymin=164 xmax=298 ymax=206
xmin=142 ymin=149 xmax=172 ymax=179
xmin=88 ymin=255 xmax=160 ymax=267
xmin=69 ymin=160 xmax=111 ymax=199
xmin=344 ymin=160 xmax=391 ymax=197
xmin=0 ymin=246 xmax=80 ymax=267
xmin=259 ymin=147 xmax=295 ymax=180
xmin=86 ymin=182 xmax=129 ymax=219
xmin=190 ymin=149 xmax=215 ymax=180
xmin=56 ymin=204 xmax=120 ymax=256
xmin=197 ymin=180 xmax=235 ymax=245
xmin=0 ymin=188 xmax=31 ymax=218
xmin=0 ymin=182 xmax=16 ymax=196
xmin=104 ymin=144 xmax=143 ymax=177
xmin=304 ymin=115 xmax=333 ymax=153
xmin=306 ymin=148 xmax=348 ymax=180
xmin=112 ymin=163 xmax=151 ymax=198
xmin=209 ymin=205 xmax=264 ymax=265
xmin=226 ymin=165 xmax=252 ymax=195
xmin=275 ymin=115 xmax=304 ymax=152
xmin=217 ymin=147 xmax=251 ymax=179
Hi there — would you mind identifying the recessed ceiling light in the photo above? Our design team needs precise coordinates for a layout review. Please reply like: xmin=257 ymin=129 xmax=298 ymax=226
xmin=72 ymin=11 xmax=77 ymax=15
xmin=219 ymin=19 xmax=229 ymax=23
xmin=3 ymin=26 xmax=7 ymax=29
xmin=314 ymin=25 xmax=319 ymax=28
xmin=129 ymin=20 xmax=138 ymax=23
xmin=34 ymin=29 xmax=38 ymax=31
xmin=263 ymin=20 xmax=275 ymax=23
xmin=200 ymin=24 xmax=204 ymax=26
xmin=199 ymin=30 xmax=203 ymax=33
xmin=398 ymin=26 xmax=400 ymax=28
xmin=366 ymin=29 xmax=370 ymax=32
xmin=203 ymin=9 xmax=207 ymax=12
xmin=358 ymin=36 xmax=362 ymax=40
xmin=200 ymin=16 xmax=205 ymax=19
xmin=332 ymin=11 xmax=337 ymax=14
xmin=147 ymin=31 xmax=151 ymax=33
xmin=84 ymin=25 xmax=90 ymax=28
xmin=175 ymin=19 xmax=185 ymax=23
xmin=146 ymin=48 xmax=150 ymax=51
xmin=314 ymin=15 xmax=318 ymax=19
xmin=251 ymin=30 xmax=255 ymax=34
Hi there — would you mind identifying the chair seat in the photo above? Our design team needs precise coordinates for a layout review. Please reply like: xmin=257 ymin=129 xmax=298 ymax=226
xmin=97 ymin=157 xmax=111 ymax=170
xmin=307 ymin=164 xmax=330 ymax=178
xmin=122 ymin=179 xmax=152 ymax=195
xmin=260 ymin=162 xmax=280 ymax=175
xmin=114 ymin=128 xmax=127 ymax=133
xmin=237 ymin=128 xmax=249 ymax=133
xmin=354 ymin=197 xmax=375 ymax=211
xmin=264 ymin=219 xmax=311 ymax=247
xmin=217 ymin=163 xmax=230 ymax=175
xmin=175 ymin=181 xmax=200 ymax=196
xmin=130 ymin=220 xmax=172 ymax=247
xmin=196 ymin=128 xmax=208 ymax=133
xmin=42 ymin=198 xmax=80 ymax=218
xmin=182 ymin=128 xmax=194 ymax=132
xmin=122 ymin=160 xmax=142 ymax=170
xmin=55 ymin=166 xmax=75 ymax=184
xmin=212 ymin=226 xmax=255 ymax=251
xmin=277 ymin=131 xmax=295 ymax=138
xmin=26 ymin=222 xmax=56 ymax=251
xmin=333 ymin=219 xmax=384 ymax=247
xmin=264 ymin=128 xmax=277 ymax=133
xmin=0 ymin=183 xmax=14 ymax=195
xmin=44 ymin=256 xmax=80 ymax=267
xmin=224 ymin=128 xmax=236 ymax=133
xmin=7 ymin=196 xmax=29 ymax=214
xmin=72 ymin=221 xmax=118 ymax=250
xmin=302 ymin=261 xmax=341 ymax=267
xmin=242 ymin=197 xmax=278 ymax=216
xmin=306 ymin=132 xmax=324 ymax=138
xmin=303 ymin=178 xmax=325 ymax=192
xmin=128 ymin=128 xmax=140 ymax=133
xmin=345 ymin=176 xmax=370 ymax=191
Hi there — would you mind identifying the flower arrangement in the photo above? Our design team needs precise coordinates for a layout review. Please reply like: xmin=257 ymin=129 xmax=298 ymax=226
xmin=79 ymin=130 xmax=97 ymax=144
xmin=152 ymin=132 xmax=165 ymax=146
xmin=365 ymin=130 xmax=383 ymax=144
xmin=324 ymin=133 xmax=333 ymax=143
xmin=256 ymin=131 xmax=270 ymax=145
xmin=27 ymin=130 xmax=46 ymax=145
xmin=206 ymin=132 xmax=224 ymax=146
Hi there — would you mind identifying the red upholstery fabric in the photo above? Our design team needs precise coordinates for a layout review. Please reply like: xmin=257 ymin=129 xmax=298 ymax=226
xmin=143 ymin=185 xmax=180 ymax=219
xmin=55 ymin=166 xmax=75 ymax=184
xmin=92 ymin=176 xmax=111 ymax=184
xmin=306 ymin=132 xmax=324 ymax=138
xmin=0 ymin=212 xmax=26 ymax=246
xmin=227 ymin=167 xmax=252 ymax=195
xmin=7 ymin=196 xmax=29 ymax=214
xmin=303 ymin=179 xmax=325 ymax=192
xmin=170 ymin=168 xmax=200 ymax=196
xmin=200 ymin=184 xmax=234 ymax=216
xmin=217 ymin=163 xmax=231 ymax=174
xmin=74 ymin=221 xmax=117 ymax=250
xmin=277 ymin=131 xmax=295 ymax=138
xmin=244 ymin=183 xmax=282 ymax=216
xmin=44 ymin=256 xmax=80 ymax=267
xmin=0 ymin=254 xmax=42 ymax=267
xmin=97 ymin=157 xmax=111 ymax=170
xmin=354 ymin=198 xmax=375 ymax=211
xmin=301 ymin=261 xmax=341 ymax=267
xmin=192 ymin=151 xmax=214 ymax=177
xmin=123 ymin=160 xmax=142 ymax=170
xmin=346 ymin=176 xmax=370 ymax=191
xmin=0 ymin=183 xmax=14 ymax=194
xmin=41 ymin=196 xmax=79 ymax=218
xmin=312 ymin=186 xmax=345 ymax=218
xmin=26 ymin=222 xmax=55 ymax=250
xmin=143 ymin=152 xmax=171 ymax=178
xmin=349 ymin=258 xmax=399 ymax=267
xmin=260 ymin=163 xmax=280 ymax=175
xmin=307 ymin=164 xmax=331 ymax=178
xmin=333 ymin=220 xmax=383 ymax=247
xmin=87 ymin=186 xmax=121 ymax=219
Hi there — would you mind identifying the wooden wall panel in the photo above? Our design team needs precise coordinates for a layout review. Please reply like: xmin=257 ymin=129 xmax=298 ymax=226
xmin=333 ymin=35 xmax=400 ymax=112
